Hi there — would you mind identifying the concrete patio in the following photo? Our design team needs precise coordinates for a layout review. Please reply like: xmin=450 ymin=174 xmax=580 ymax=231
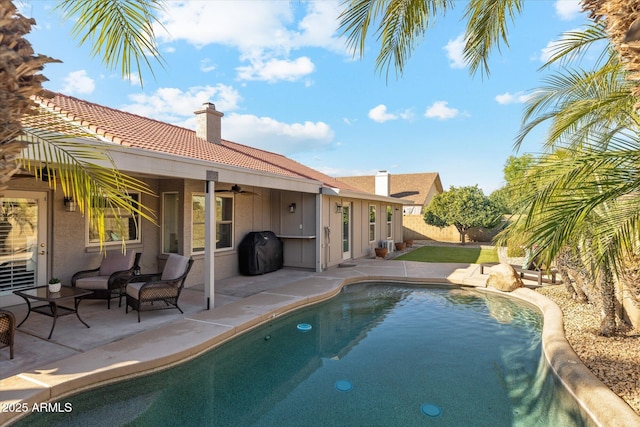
xmin=1 ymin=255 xmax=638 ymax=426
xmin=1 ymin=256 xmax=480 ymax=381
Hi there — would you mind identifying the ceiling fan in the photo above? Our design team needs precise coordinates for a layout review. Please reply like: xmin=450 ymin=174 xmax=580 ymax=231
xmin=215 ymin=184 xmax=259 ymax=196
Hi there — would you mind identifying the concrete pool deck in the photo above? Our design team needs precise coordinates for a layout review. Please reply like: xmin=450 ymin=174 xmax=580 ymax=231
xmin=1 ymin=257 xmax=638 ymax=426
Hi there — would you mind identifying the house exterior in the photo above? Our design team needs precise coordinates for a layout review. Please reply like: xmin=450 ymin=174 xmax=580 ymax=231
xmin=0 ymin=92 xmax=406 ymax=308
xmin=337 ymin=171 xmax=443 ymax=215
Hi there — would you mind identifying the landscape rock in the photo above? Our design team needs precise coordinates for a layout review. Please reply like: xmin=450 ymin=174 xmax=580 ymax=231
xmin=486 ymin=263 xmax=524 ymax=292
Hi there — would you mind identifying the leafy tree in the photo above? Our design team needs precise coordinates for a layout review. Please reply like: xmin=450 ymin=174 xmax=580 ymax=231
xmin=1 ymin=0 xmax=164 ymax=245
xmin=424 ymin=185 xmax=502 ymax=245
xmin=489 ymin=154 xmax=537 ymax=214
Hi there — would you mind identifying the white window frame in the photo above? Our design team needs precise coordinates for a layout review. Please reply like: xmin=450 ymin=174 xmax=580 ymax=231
xmin=86 ymin=191 xmax=141 ymax=247
xmin=368 ymin=205 xmax=376 ymax=243
xmin=386 ymin=205 xmax=392 ymax=240
xmin=192 ymin=194 xmax=206 ymax=254
xmin=215 ymin=195 xmax=234 ymax=251
xmin=162 ymin=192 xmax=180 ymax=254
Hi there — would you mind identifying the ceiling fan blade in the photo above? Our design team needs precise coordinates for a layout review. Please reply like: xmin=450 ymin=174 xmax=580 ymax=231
xmin=215 ymin=185 xmax=259 ymax=196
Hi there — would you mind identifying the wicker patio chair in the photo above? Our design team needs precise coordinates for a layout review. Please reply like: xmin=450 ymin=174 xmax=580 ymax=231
xmin=72 ymin=250 xmax=141 ymax=309
xmin=123 ymin=254 xmax=193 ymax=322
xmin=0 ymin=309 xmax=15 ymax=359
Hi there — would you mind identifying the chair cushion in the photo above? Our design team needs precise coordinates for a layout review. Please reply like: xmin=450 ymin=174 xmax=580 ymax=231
xmin=99 ymin=250 xmax=136 ymax=276
xmin=126 ymin=282 xmax=145 ymax=299
xmin=75 ymin=276 xmax=110 ymax=290
xmin=161 ymin=254 xmax=189 ymax=281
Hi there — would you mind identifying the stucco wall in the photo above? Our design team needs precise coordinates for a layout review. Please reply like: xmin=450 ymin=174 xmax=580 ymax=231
xmin=402 ymin=214 xmax=500 ymax=243
xmin=322 ymin=196 xmax=404 ymax=268
xmin=270 ymin=190 xmax=316 ymax=269
xmin=49 ymin=178 xmax=158 ymax=284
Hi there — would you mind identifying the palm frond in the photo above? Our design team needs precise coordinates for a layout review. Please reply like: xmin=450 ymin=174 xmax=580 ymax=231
xmin=463 ymin=0 xmax=523 ymax=77
xmin=510 ymin=131 xmax=640 ymax=271
xmin=540 ymin=23 xmax=609 ymax=70
xmin=338 ymin=0 xmax=452 ymax=79
xmin=54 ymin=0 xmax=166 ymax=86
xmin=515 ymin=52 xmax=637 ymax=152
xmin=19 ymin=106 xmax=157 ymax=248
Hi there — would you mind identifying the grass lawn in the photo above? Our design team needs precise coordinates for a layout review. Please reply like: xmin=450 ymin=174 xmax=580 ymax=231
xmin=394 ymin=245 xmax=499 ymax=264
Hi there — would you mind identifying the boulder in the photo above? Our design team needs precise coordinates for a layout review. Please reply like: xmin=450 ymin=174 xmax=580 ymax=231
xmin=486 ymin=263 xmax=524 ymax=292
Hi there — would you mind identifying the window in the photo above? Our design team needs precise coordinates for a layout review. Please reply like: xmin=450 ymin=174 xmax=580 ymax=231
xmin=386 ymin=205 xmax=392 ymax=239
xmin=162 ymin=193 xmax=179 ymax=253
xmin=192 ymin=195 xmax=205 ymax=253
xmin=368 ymin=205 xmax=376 ymax=242
xmin=216 ymin=196 xmax=233 ymax=249
xmin=191 ymin=194 xmax=234 ymax=253
xmin=87 ymin=192 xmax=140 ymax=246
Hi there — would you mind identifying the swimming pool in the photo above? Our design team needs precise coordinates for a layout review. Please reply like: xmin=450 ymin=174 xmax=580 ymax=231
xmin=17 ymin=284 xmax=591 ymax=426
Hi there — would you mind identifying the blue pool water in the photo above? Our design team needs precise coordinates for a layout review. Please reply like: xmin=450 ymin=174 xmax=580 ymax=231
xmin=18 ymin=284 xmax=591 ymax=426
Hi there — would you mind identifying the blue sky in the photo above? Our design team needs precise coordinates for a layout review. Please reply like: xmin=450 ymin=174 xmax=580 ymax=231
xmin=20 ymin=0 xmax=591 ymax=193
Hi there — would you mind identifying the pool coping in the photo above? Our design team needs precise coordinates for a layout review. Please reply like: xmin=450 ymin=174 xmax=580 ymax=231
xmin=1 ymin=273 xmax=639 ymax=426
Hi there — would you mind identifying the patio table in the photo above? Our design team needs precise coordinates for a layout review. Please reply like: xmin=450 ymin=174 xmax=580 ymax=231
xmin=13 ymin=286 xmax=93 ymax=339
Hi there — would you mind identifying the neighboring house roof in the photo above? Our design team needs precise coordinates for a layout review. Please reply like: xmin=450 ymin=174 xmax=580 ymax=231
xmin=29 ymin=92 xmax=362 ymax=193
xmin=336 ymin=173 xmax=443 ymax=205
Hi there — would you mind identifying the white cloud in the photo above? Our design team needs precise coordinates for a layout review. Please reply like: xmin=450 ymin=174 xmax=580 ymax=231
xmin=424 ymin=101 xmax=459 ymax=120
xmin=124 ymin=73 xmax=141 ymax=87
xmin=444 ymin=34 xmax=466 ymax=69
xmin=368 ymin=104 xmax=397 ymax=123
xmin=223 ymin=113 xmax=334 ymax=155
xmin=555 ymin=0 xmax=582 ymax=21
xmin=157 ymin=1 xmax=344 ymax=53
xmin=199 ymin=59 xmax=216 ymax=73
xmin=495 ymin=91 xmax=532 ymax=105
xmin=236 ymin=56 xmax=315 ymax=82
xmin=155 ymin=1 xmax=294 ymax=50
xmin=155 ymin=1 xmax=344 ymax=82
xmin=60 ymin=70 xmax=95 ymax=95
xmin=121 ymin=85 xmax=242 ymax=123
xmin=119 ymin=84 xmax=334 ymax=155
xmin=399 ymin=109 xmax=415 ymax=120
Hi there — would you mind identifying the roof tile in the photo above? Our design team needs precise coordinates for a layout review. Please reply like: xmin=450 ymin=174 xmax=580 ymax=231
xmin=31 ymin=92 xmax=364 ymax=192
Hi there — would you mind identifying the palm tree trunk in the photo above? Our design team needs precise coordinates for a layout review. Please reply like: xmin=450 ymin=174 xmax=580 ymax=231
xmin=581 ymin=0 xmax=640 ymax=105
xmin=0 ymin=0 xmax=58 ymax=189
xmin=556 ymin=247 xmax=590 ymax=303
xmin=598 ymin=264 xmax=617 ymax=336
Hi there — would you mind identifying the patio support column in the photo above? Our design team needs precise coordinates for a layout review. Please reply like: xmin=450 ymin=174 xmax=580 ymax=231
xmin=316 ymin=191 xmax=323 ymax=272
xmin=205 ymin=170 xmax=218 ymax=310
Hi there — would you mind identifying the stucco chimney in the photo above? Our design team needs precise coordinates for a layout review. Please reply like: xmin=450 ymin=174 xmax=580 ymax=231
xmin=375 ymin=170 xmax=390 ymax=197
xmin=195 ymin=102 xmax=224 ymax=144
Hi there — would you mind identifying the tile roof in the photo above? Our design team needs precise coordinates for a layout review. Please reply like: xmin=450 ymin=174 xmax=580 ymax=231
xmin=336 ymin=173 xmax=442 ymax=205
xmin=30 ymin=92 xmax=362 ymax=192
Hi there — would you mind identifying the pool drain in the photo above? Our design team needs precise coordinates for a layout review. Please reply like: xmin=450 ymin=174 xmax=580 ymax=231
xmin=421 ymin=403 xmax=442 ymax=417
xmin=297 ymin=323 xmax=312 ymax=332
xmin=334 ymin=380 xmax=352 ymax=392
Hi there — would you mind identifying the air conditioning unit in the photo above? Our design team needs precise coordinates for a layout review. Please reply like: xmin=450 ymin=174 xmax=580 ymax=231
xmin=384 ymin=240 xmax=395 ymax=252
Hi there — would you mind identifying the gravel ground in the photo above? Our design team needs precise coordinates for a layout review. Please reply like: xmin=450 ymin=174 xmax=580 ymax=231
xmin=536 ymin=285 xmax=640 ymax=416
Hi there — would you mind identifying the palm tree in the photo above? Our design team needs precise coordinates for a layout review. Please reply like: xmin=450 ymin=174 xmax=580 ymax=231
xmin=506 ymin=136 xmax=640 ymax=334
xmin=1 ymin=0 xmax=164 ymax=244
xmin=506 ymin=24 xmax=640 ymax=334
xmin=338 ymin=0 xmax=640 ymax=334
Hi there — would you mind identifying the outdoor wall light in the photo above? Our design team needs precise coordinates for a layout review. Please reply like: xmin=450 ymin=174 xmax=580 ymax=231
xmin=64 ymin=197 xmax=77 ymax=212
xmin=289 ymin=203 xmax=296 ymax=213
xmin=335 ymin=202 xmax=343 ymax=213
